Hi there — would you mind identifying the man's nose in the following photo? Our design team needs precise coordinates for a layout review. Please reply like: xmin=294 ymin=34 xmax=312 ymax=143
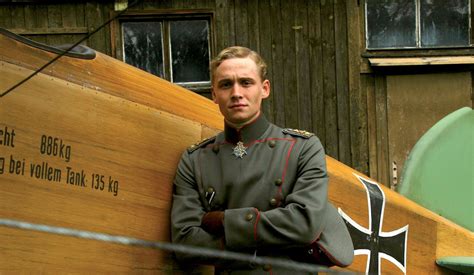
xmin=230 ymin=83 xmax=243 ymax=99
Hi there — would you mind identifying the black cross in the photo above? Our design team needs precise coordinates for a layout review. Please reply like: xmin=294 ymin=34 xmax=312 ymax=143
xmin=339 ymin=175 xmax=408 ymax=274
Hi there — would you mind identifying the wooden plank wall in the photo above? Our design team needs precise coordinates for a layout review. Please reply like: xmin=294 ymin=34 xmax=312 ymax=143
xmin=0 ymin=2 xmax=112 ymax=55
xmin=0 ymin=0 xmax=369 ymax=176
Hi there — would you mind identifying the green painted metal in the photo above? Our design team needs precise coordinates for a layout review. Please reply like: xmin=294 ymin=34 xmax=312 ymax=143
xmin=398 ymin=107 xmax=473 ymax=231
xmin=436 ymin=257 xmax=474 ymax=274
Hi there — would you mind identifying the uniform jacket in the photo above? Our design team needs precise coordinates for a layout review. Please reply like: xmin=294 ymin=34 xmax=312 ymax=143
xmin=171 ymin=115 xmax=353 ymax=273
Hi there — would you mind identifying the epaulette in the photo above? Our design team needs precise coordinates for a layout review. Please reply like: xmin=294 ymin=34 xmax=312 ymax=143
xmin=282 ymin=128 xmax=314 ymax=139
xmin=187 ymin=136 xmax=216 ymax=154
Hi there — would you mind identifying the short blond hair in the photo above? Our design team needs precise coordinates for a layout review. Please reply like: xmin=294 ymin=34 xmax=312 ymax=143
xmin=210 ymin=46 xmax=268 ymax=83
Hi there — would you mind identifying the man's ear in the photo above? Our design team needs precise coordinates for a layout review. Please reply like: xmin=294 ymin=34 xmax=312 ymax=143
xmin=211 ymin=87 xmax=218 ymax=103
xmin=261 ymin=79 xmax=270 ymax=99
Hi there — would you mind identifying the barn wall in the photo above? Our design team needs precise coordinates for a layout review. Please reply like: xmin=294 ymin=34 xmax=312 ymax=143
xmin=2 ymin=0 xmax=473 ymax=183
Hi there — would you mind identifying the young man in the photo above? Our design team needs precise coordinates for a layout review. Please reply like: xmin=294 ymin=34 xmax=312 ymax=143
xmin=171 ymin=46 xmax=353 ymax=274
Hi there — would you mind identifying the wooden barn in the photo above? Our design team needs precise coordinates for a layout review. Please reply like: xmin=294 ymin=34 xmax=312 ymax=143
xmin=1 ymin=0 xmax=472 ymax=186
xmin=0 ymin=0 xmax=473 ymax=274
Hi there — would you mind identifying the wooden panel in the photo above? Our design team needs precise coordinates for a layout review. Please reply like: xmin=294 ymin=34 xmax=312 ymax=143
xmin=369 ymin=56 xmax=474 ymax=66
xmin=308 ymin=1 xmax=325 ymax=142
xmin=172 ymin=0 xmax=185 ymax=9
xmin=8 ymin=27 xmax=88 ymax=35
xmin=321 ymin=0 xmax=338 ymax=157
xmin=10 ymin=5 xmax=25 ymax=29
xmin=23 ymin=5 xmax=35 ymax=30
xmin=61 ymin=4 xmax=80 ymax=47
xmin=295 ymin=0 xmax=312 ymax=131
xmin=269 ymin=0 xmax=285 ymax=127
xmin=46 ymin=5 xmax=63 ymax=46
xmin=257 ymin=0 xmax=275 ymax=122
xmin=365 ymin=74 xmax=378 ymax=179
xmin=2 ymin=23 xmax=473 ymax=274
xmin=0 ymin=61 xmax=203 ymax=271
xmin=374 ymin=75 xmax=390 ymax=186
xmin=25 ymin=4 xmax=48 ymax=44
xmin=327 ymin=158 xmax=474 ymax=274
xmin=247 ymin=0 xmax=259 ymax=52
xmin=0 ymin=33 xmax=223 ymax=130
xmin=334 ymin=0 xmax=350 ymax=165
xmin=234 ymin=0 xmax=249 ymax=47
xmin=386 ymin=72 xmax=472 ymax=189
xmin=281 ymin=0 xmax=298 ymax=128
xmin=0 ymin=5 xmax=13 ymax=28
xmin=346 ymin=0 xmax=368 ymax=175
xmin=86 ymin=2 xmax=107 ymax=54
xmin=214 ymin=0 xmax=235 ymax=50
xmin=0 ymin=227 xmax=172 ymax=272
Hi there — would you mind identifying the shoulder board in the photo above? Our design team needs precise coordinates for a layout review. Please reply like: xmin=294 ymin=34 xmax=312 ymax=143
xmin=187 ymin=136 xmax=216 ymax=154
xmin=282 ymin=128 xmax=314 ymax=139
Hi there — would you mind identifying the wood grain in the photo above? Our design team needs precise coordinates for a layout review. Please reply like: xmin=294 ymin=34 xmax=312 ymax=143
xmin=1 ymin=28 xmax=472 ymax=274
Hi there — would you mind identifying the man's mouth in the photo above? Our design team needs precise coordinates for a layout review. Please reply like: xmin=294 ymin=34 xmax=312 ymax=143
xmin=230 ymin=104 xmax=247 ymax=109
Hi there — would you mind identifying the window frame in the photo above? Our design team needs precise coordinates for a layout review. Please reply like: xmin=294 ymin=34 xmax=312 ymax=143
xmin=362 ymin=0 xmax=474 ymax=58
xmin=110 ymin=9 xmax=216 ymax=95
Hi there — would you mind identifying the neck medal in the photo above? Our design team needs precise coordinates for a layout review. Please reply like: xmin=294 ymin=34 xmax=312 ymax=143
xmin=232 ymin=141 xmax=247 ymax=159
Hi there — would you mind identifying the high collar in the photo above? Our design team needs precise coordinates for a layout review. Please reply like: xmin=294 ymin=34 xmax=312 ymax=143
xmin=224 ymin=114 xmax=270 ymax=144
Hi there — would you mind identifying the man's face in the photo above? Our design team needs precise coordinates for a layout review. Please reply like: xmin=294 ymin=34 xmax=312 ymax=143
xmin=212 ymin=57 xmax=270 ymax=128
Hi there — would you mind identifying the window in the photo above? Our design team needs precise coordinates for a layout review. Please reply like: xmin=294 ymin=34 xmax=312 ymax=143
xmin=365 ymin=0 xmax=472 ymax=49
xmin=123 ymin=21 xmax=165 ymax=77
xmin=117 ymin=13 xmax=213 ymax=96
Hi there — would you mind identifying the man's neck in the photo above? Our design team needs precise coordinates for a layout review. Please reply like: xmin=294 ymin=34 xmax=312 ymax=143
xmin=225 ymin=111 xmax=260 ymax=130
xmin=224 ymin=113 xmax=269 ymax=144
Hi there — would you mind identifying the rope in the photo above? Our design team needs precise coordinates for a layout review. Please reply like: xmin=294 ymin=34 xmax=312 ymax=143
xmin=0 ymin=218 xmax=352 ymax=274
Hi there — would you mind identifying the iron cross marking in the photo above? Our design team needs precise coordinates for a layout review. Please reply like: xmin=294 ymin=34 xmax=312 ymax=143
xmin=339 ymin=174 xmax=409 ymax=274
xmin=232 ymin=141 xmax=247 ymax=159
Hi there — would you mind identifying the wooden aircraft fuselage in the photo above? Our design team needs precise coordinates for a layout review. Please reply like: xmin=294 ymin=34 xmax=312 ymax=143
xmin=0 ymin=29 xmax=472 ymax=274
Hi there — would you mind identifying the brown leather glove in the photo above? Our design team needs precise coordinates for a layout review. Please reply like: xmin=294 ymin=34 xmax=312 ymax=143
xmin=201 ymin=211 xmax=225 ymax=236
xmin=289 ymin=241 xmax=334 ymax=267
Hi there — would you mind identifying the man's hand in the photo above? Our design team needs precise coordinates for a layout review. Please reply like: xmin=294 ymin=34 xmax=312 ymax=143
xmin=201 ymin=211 xmax=225 ymax=236
xmin=290 ymin=241 xmax=334 ymax=266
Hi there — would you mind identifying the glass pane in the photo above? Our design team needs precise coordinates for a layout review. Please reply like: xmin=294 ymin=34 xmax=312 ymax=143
xmin=170 ymin=20 xmax=210 ymax=83
xmin=366 ymin=0 xmax=417 ymax=49
xmin=421 ymin=0 xmax=470 ymax=47
xmin=122 ymin=21 xmax=164 ymax=78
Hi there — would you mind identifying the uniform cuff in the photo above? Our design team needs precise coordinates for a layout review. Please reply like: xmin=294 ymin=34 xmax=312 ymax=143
xmin=224 ymin=207 xmax=259 ymax=249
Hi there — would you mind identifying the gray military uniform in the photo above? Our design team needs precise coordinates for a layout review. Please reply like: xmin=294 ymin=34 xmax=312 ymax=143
xmin=171 ymin=115 xmax=353 ymax=274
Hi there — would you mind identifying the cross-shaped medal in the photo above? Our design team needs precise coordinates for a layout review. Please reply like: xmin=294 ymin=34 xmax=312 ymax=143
xmin=232 ymin=141 xmax=247 ymax=158
xmin=339 ymin=174 xmax=408 ymax=275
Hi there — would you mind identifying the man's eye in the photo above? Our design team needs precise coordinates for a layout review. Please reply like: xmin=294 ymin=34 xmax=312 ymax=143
xmin=219 ymin=82 xmax=232 ymax=89
xmin=241 ymin=80 xmax=252 ymax=86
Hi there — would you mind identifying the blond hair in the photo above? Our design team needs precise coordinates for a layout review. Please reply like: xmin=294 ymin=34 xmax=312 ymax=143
xmin=210 ymin=46 xmax=268 ymax=83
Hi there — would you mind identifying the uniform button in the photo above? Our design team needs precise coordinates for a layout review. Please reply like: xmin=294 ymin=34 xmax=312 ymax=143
xmin=274 ymin=179 xmax=282 ymax=186
xmin=270 ymin=198 xmax=277 ymax=206
xmin=212 ymin=145 xmax=219 ymax=153
xmin=262 ymin=264 xmax=272 ymax=271
xmin=268 ymin=140 xmax=276 ymax=148
xmin=245 ymin=213 xmax=254 ymax=221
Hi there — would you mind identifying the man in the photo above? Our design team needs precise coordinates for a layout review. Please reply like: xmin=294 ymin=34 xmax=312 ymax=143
xmin=171 ymin=46 xmax=353 ymax=274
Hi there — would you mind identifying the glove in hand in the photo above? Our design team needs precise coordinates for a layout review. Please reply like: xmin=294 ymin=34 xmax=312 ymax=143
xmin=290 ymin=241 xmax=334 ymax=267
xmin=201 ymin=211 xmax=225 ymax=236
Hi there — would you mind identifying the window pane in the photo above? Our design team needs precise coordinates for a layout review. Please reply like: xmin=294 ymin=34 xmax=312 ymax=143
xmin=170 ymin=20 xmax=210 ymax=83
xmin=122 ymin=21 xmax=164 ymax=78
xmin=366 ymin=0 xmax=417 ymax=49
xmin=421 ymin=0 xmax=470 ymax=47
